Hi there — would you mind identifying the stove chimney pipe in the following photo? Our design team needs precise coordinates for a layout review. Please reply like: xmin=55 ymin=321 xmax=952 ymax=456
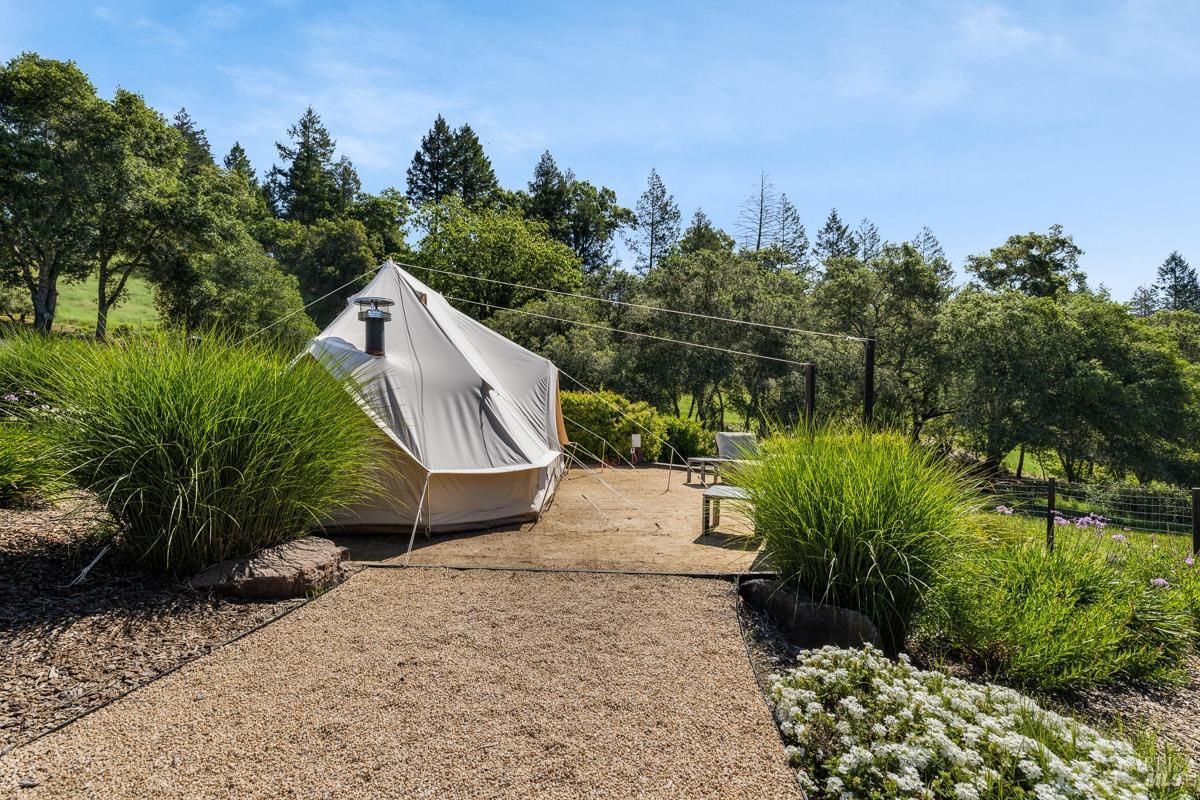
xmin=355 ymin=296 xmax=394 ymax=356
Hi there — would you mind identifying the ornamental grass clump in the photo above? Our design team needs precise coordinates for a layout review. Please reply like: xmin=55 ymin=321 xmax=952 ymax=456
xmin=924 ymin=534 xmax=1195 ymax=693
xmin=771 ymin=646 xmax=1195 ymax=799
xmin=0 ymin=333 xmax=389 ymax=574
xmin=730 ymin=430 xmax=980 ymax=651
xmin=0 ymin=421 xmax=62 ymax=508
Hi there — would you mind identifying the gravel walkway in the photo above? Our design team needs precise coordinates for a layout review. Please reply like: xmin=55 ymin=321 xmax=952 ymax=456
xmin=4 ymin=568 xmax=801 ymax=799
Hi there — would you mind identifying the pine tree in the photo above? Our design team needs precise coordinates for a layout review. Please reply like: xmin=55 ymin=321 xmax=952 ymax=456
xmin=406 ymin=114 xmax=456 ymax=207
xmin=267 ymin=107 xmax=353 ymax=224
xmin=524 ymin=150 xmax=572 ymax=239
xmin=911 ymin=226 xmax=946 ymax=263
xmin=450 ymin=123 xmax=499 ymax=208
xmin=223 ymin=142 xmax=256 ymax=185
xmin=737 ymin=172 xmax=776 ymax=251
xmin=813 ymin=208 xmax=856 ymax=262
xmin=172 ymin=108 xmax=213 ymax=173
xmin=855 ymin=217 xmax=882 ymax=262
xmin=1129 ymin=285 xmax=1159 ymax=317
xmin=773 ymin=194 xmax=809 ymax=271
xmin=680 ymin=209 xmax=733 ymax=254
xmin=626 ymin=168 xmax=680 ymax=274
xmin=911 ymin=226 xmax=952 ymax=281
xmin=1153 ymin=251 xmax=1200 ymax=311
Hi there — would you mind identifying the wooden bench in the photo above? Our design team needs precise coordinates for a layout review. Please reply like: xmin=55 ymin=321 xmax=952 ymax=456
xmin=702 ymin=484 xmax=750 ymax=535
xmin=686 ymin=456 xmax=725 ymax=485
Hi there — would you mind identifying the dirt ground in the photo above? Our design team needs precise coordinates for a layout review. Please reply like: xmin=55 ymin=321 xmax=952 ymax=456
xmin=334 ymin=464 xmax=769 ymax=574
xmin=4 ymin=567 xmax=802 ymax=800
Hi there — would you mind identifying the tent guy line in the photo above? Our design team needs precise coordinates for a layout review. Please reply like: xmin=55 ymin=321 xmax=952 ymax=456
xmin=401 ymin=260 xmax=867 ymax=341
xmin=443 ymin=294 xmax=815 ymax=367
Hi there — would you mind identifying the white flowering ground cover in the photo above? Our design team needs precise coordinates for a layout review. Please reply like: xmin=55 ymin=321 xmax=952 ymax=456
xmin=770 ymin=646 xmax=1193 ymax=799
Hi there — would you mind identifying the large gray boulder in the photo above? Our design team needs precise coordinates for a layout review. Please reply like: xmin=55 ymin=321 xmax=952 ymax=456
xmin=190 ymin=536 xmax=348 ymax=599
xmin=739 ymin=578 xmax=882 ymax=650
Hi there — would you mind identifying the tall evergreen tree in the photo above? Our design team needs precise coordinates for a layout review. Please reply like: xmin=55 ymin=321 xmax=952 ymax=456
xmin=855 ymin=217 xmax=882 ymax=262
xmin=626 ymin=168 xmax=680 ymax=274
xmin=773 ymin=194 xmax=809 ymax=272
xmin=451 ymin=123 xmax=499 ymax=208
xmin=172 ymin=108 xmax=213 ymax=173
xmin=911 ymin=226 xmax=946 ymax=264
xmin=522 ymin=151 xmax=632 ymax=273
xmin=267 ymin=106 xmax=354 ymax=224
xmin=910 ymin=226 xmax=952 ymax=282
xmin=680 ymin=209 xmax=734 ymax=255
xmin=524 ymin=151 xmax=572 ymax=241
xmin=223 ymin=142 xmax=256 ymax=185
xmin=1153 ymin=251 xmax=1200 ymax=311
xmin=406 ymin=114 xmax=456 ymax=207
xmin=737 ymin=172 xmax=776 ymax=251
xmin=1129 ymin=285 xmax=1159 ymax=317
xmin=813 ymin=208 xmax=856 ymax=262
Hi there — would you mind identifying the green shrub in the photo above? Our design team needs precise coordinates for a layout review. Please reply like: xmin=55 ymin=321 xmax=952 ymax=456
xmin=923 ymin=535 xmax=1194 ymax=692
xmin=560 ymin=389 xmax=668 ymax=463
xmin=771 ymin=646 xmax=1195 ymax=799
xmin=0 ymin=421 xmax=62 ymax=507
xmin=662 ymin=416 xmax=712 ymax=462
xmin=0 ymin=333 xmax=389 ymax=574
xmin=730 ymin=429 xmax=980 ymax=651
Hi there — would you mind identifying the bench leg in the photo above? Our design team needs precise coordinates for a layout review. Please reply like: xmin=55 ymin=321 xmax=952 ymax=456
xmin=714 ymin=498 xmax=720 ymax=527
xmin=701 ymin=497 xmax=709 ymax=535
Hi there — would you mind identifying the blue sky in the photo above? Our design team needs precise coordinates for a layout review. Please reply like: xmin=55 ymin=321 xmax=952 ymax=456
xmin=3 ymin=0 xmax=1198 ymax=297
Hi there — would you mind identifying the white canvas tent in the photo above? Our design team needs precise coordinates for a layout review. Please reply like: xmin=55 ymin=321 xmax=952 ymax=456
xmin=307 ymin=261 xmax=568 ymax=532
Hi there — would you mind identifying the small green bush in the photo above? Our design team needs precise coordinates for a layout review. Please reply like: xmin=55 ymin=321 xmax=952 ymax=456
xmin=0 ymin=333 xmax=389 ymax=574
xmin=560 ymin=389 xmax=668 ymax=463
xmin=730 ymin=429 xmax=981 ymax=651
xmin=923 ymin=535 xmax=1195 ymax=692
xmin=663 ymin=416 xmax=712 ymax=462
xmin=0 ymin=422 xmax=62 ymax=507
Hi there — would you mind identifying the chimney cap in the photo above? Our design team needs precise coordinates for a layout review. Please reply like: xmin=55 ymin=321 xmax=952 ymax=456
xmin=354 ymin=296 xmax=395 ymax=309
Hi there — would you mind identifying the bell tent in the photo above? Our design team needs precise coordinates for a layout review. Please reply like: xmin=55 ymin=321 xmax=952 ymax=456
xmin=307 ymin=261 xmax=568 ymax=533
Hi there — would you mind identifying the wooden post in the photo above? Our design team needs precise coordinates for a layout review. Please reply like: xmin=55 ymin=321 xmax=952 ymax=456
xmin=1046 ymin=478 xmax=1057 ymax=553
xmin=1192 ymin=487 xmax=1199 ymax=555
xmin=863 ymin=338 xmax=876 ymax=428
xmin=804 ymin=362 xmax=816 ymax=427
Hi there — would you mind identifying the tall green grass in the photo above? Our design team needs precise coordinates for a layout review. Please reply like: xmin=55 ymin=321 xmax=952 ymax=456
xmin=922 ymin=535 xmax=1195 ymax=692
xmin=0 ymin=421 xmax=62 ymax=507
xmin=0 ymin=333 xmax=389 ymax=573
xmin=730 ymin=429 xmax=982 ymax=651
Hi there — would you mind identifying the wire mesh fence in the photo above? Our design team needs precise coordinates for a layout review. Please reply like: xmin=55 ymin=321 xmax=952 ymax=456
xmin=984 ymin=477 xmax=1196 ymax=536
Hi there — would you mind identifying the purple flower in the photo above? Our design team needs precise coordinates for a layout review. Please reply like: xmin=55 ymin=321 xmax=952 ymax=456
xmin=995 ymin=505 xmax=1013 ymax=516
xmin=1151 ymin=577 xmax=1170 ymax=589
xmin=1186 ymin=556 xmax=1195 ymax=567
xmin=22 ymin=389 xmax=35 ymax=398
xmin=1111 ymin=533 xmax=1127 ymax=543
xmin=1 ymin=394 xmax=17 ymax=402
xmin=1054 ymin=515 xmax=1070 ymax=526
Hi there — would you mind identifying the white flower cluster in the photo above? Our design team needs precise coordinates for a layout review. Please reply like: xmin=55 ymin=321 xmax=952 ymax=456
xmin=769 ymin=646 xmax=1187 ymax=800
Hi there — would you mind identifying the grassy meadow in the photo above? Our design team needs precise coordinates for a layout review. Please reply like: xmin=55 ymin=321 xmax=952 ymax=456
xmin=52 ymin=274 xmax=158 ymax=332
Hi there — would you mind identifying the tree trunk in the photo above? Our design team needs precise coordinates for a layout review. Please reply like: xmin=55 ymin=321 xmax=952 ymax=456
xmin=1016 ymin=444 xmax=1025 ymax=479
xmin=95 ymin=270 xmax=109 ymax=340
xmin=32 ymin=284 xmax=56 ymax=333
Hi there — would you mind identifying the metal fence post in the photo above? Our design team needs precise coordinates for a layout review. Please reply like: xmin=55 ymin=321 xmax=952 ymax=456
xmin=1046 ymin=477 xmax=1056 ymax=553
xmin=1193 ymin=487 xmax=1199 ymax=555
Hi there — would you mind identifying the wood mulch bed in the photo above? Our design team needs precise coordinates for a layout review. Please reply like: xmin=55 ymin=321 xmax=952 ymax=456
xmin=0 ymin=496 xmax=303 ymax=753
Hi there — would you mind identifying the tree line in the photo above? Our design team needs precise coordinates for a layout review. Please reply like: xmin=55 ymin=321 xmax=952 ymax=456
xmin=2 ymin=53 xmax=1198 ymax=486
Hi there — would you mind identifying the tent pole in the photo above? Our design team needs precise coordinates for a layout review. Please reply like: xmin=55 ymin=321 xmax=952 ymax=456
xmin=404 ymin=475 xmax=432 ymax=565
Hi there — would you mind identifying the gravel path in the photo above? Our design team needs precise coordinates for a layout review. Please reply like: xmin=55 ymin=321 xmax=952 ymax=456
xmin=4 ymin=568 xmax=801 ymax=799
